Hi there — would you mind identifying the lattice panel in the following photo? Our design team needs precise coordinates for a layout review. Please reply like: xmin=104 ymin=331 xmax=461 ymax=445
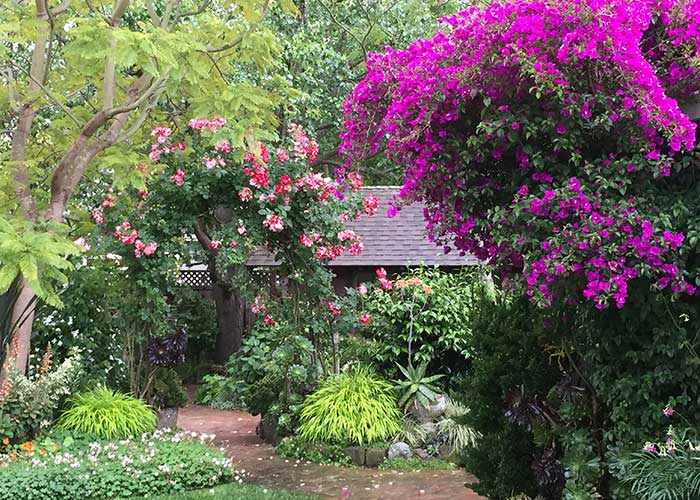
xmin=177 ymin=270 xmax=212 ymax=290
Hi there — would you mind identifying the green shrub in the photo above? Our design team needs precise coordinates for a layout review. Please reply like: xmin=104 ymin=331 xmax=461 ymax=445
xmin=0 ymin=350 xmax=81 ymax=444
xmin=0 ymin=429 xmax=232 ymax=499
xmin=275 ymin=435 xmax=351 ymax=466
xmin=379 ymin=457 xmax=456 ymax=471
xmin=435 ymin=400 xmax=480 ymax=452
xmin=152 ymin=368 xmax=188 ymax=408
xmin=354 ymin=267 xmax=488 ymax=378
xmin=458 ymin=296 xmax=560 ymax=500
xmin=297 ymin=367 xmax=402 ymax=446
xmin=58 ymin=387 xmax=156 ymax=439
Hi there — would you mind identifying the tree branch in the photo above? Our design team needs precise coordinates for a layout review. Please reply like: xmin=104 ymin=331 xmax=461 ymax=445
xmin=206 ymin=0 xmax=271 ymax=53
xmin=50 ymin=0 xmax=72 ymax=15
xmin=144 ymin=0 xmax=160 ymax=25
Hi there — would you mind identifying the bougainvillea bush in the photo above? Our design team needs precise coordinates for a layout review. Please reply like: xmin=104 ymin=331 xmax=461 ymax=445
xmin=340 ymin=1 xmax=700 ymax=498
xmin=340 ymin=0 xmax=700 ymax=310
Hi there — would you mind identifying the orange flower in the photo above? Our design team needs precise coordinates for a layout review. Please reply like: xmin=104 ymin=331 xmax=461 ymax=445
xmin=2 ymin=437 xmax=9 ymax=446
xmin=422 ymin=285 xmax=433 ymax=295
xmin=38 ymin=449 xmax=47 ymax=456
xmin=395 ymin=279 xmax=408 ymax=288
xmin=10 ymin=453 xmax=16 ymax=460
xmin=20 ymin=441 xmax=34 ymax=453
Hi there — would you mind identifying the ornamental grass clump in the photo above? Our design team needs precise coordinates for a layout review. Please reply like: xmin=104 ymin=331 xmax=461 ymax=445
xmin=58 ymin=387 xmax=156 ymax=439
xmin=297 ymin=368 xmax=402 ymax=446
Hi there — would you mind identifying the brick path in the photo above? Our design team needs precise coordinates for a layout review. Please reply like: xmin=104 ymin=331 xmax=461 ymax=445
xmin=178 ymin=404 xmax=485 ymax=500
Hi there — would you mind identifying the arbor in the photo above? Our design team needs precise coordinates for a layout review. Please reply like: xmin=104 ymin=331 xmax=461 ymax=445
xmin=94 ymin=120 xmax=373 ymax=363
xmin=0 ymin=0 xmax=287 ymax=372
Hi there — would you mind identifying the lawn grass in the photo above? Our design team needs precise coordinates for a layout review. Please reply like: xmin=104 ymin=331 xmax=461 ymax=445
xmin=136 ymin=483 xmax=317 ymax=499
xmin=378 ymin=457 xmax=457 ymax=471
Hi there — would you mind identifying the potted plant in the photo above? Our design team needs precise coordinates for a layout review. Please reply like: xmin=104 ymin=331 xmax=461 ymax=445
xmin=394 ymin=362 xmax=447 ymax=423
xmin=151 ymin=368 xmax=188 ymax=429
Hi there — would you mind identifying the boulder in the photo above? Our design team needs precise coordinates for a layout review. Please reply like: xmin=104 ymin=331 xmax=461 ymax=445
xmin=365 ymin=447 xmax=387 ymax=467
xmin=411 ymin=394 xmax=448 ymax=423
xmin=342 ymin=446 xmax=366 ymax=466
xmin=388 ymin=441 xmax=412 ymax=459
xmin=414 ymin=448 xmax=432 ymax=460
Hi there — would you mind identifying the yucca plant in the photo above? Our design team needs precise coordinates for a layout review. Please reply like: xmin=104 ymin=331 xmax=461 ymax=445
xmin=394 ymin=362 xmax=444 ymax=410
xmin=298 ymin=367 xmax=402 ymax=446
xmin=58 ymin=387 xmax=156 ymax=439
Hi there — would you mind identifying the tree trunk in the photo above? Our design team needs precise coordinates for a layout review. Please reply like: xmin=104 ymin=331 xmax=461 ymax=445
xmin=9 ymin=276 xmax=37 ymax=375
xmin=211 ymin=281 xmax=248 ymax=365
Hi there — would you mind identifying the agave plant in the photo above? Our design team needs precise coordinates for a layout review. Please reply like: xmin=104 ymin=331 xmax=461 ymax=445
xmin=394 ymin=362 xmax=444 ymax=410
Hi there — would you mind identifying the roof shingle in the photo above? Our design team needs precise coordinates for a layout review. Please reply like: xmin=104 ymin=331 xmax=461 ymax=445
xmin=247 ymin=186 xmax=479 ymax=267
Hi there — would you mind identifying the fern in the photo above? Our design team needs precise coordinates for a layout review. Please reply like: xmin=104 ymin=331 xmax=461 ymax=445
xmin=58 ymin=387 xmax=156 ymax=439
xmin=436 ymin=400 xmax=481 ymax=451
xmin=298 ymin=367 xmax=402 ymax=446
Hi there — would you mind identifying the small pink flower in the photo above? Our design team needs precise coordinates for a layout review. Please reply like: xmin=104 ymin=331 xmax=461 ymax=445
xmin=171 ymin=169 xmax=185 ymax=186
xmin=74 ymin=237 xmax=90 ymax=252
xmin=299 ymin=234 xmax=313 ymax=247
xmin=360 ymin=313 xmax=370 ymax=325
xmin=92 ymin=208 xmax=104 ymax=225
xmin=263 ymin=315 xmax=276 ymax=327
xmin=358 ymin=284 xmax=368 ymax=295
xmin=276 ymin=148 xmax=289 ymax=162
xmin=263 ymin=214 xmax=284 ymax=232
xmin=102 ymin=197 xmax=114 ymax=208
xmin=663 ymin=407 xmax=674 ymax=417
xmin=643 ymin=442 xmax=657 ymax=453
xmin=239 ymin=188 xmax=253 ymax=202
xmin=214 ymin=140 xmax=231 ymax=153
xmin=150 ymin=126 xmax=172 ymax=144
xmin=238 ymin=225 xmax=247 ymax=236
xmin=143 ymin=241 xmax=158 ymax=256
xmin=209 ymin=240 xmax=222 ymax=251
xmin=229 ymin=241 xmax=238 ymax=248
xmin=327 ymin=301 xmax=341 ymax=318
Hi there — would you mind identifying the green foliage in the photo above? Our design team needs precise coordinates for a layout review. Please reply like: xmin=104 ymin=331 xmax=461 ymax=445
xmin=394 ymin=361 xmax=444 ymax=410
xmin=619 ymin=449 xmax=700 ymax=500
xmin=393 ymin=418 xmax=430 ymax=449
xmin=58 ymin=387 xmax=156 ymax=439
xmin=275 ymin=435 xmax=351 ymax=466
xmin=0 ymin=350 xmax=82 ymax=443
xmin=0 ymin=218 xmax=77 ymax=308
xmin=458 ymin=295 xmax=560 ymax=500
xmin=152 ymin=368 xmax=188 ymax=409
xmin=353 ymin=267 xmax=488 ymax=378
xmin=0 ymin=430 xmax=232 ymax=500
xmin=136 ymin=482 xmax=316 ymax=500
xmin=297 ymin=367 xmax=402 ymax=446
xmin=435 ymin=400 xmax=480 ymax=452
xmin=379 ymin=457 xmax=456 ymax=471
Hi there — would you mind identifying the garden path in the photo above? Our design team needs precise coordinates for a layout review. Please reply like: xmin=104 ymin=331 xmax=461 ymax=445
xmin=178 ymin=404 xmax=484 ymax=500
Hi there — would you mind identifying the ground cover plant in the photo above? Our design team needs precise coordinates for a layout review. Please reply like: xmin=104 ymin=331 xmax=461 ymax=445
xmin=379 ymin=457 xmax=456 ymax=471
xmin=138 ymin=483 xmax=317 ymax=500
xmin=0 ymin=429 xmax=232 ymax=500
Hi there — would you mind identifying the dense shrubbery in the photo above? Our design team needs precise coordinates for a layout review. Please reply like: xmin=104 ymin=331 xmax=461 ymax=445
xmin=0 ymin=430 xmax=232 ymax=500
xmin=0 ymin=350 xmax=82 ymax=444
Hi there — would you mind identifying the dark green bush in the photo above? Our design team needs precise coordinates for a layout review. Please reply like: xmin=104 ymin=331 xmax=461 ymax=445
xmin=457 ymin=296 xmax=560 ymax=500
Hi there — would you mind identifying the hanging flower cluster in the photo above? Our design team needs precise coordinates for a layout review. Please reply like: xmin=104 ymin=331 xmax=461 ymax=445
xmin=340 ymin=0 xmax=700 ymax=309
xmin=113 ymin=221 xmax=158 ymax=259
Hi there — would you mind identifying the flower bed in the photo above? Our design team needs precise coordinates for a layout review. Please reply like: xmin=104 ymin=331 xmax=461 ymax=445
xmin=0 ymin=429 xmax=234 ymax=500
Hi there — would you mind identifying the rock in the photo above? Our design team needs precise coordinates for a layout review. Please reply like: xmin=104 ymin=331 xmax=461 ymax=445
xmin=365 ymin=447 xmax=387 ymax=467
xmin=343 ymin=446 xmax=366 ymax=466
xmin=388 ymin=442 xmax=412 ymax=459
xmin=156 ymin=407 xmax=179 ymax=429
xmin=414 ymin=448 xmax=432 ymax=460
xmin=411 ymin=394 xmax=448 ymax=423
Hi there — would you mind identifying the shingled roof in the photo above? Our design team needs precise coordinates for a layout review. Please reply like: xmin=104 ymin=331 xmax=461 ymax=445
xmin=247 ymin=186 xmax=479 ymax=267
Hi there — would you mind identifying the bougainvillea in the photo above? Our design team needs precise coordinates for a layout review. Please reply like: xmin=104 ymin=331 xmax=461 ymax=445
xmin=340 ymin=0 xmax=700 ymax=309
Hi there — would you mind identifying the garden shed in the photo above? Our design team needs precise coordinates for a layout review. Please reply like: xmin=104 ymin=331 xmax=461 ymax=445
xmin=179 ymin=186 xmax=479 ymax=294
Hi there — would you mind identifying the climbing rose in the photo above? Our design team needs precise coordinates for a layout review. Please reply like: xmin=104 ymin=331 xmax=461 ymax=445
xmin=299 ymin=234 xmax=313 ymax=247
xmin=263 ymin=315 xmax=277 ymax=327
xmin=150 ymin=126 xmax=172 ymax=144
xmin=74 ymin=237 xmax=90 ymax=252
xmin=262 ymin=214 xmax=284 ymax=232
xmin=327 ymin=301 xmax=341 ymax=318
xmin=171 ymin=169 xmax=185 ymax=186
xmin=239 ymin=188 xmax=253 ymax=201
xmin=360 ymin=313 xmax=370 ymax=325
xmin=209 ymin=240 xmax=222 ymax=251
xmin=362 ymin=195 xmax=379 ymax=216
